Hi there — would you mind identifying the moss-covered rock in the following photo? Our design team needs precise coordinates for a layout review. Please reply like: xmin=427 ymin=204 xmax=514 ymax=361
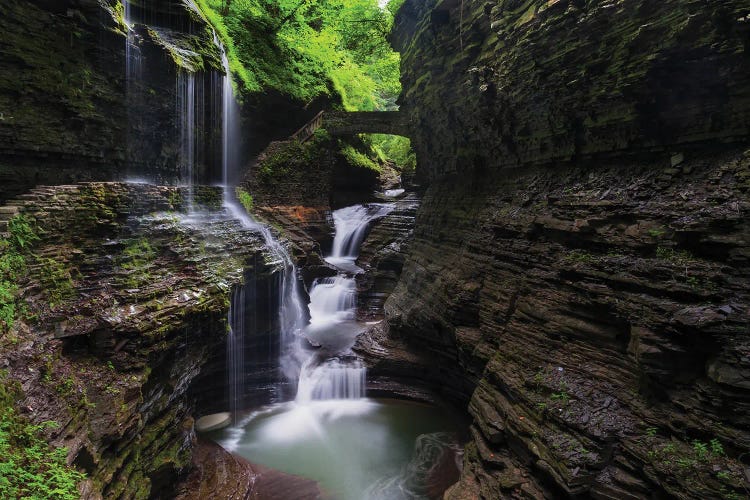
xmin=0 ymin=182 xmax=285 ymax=498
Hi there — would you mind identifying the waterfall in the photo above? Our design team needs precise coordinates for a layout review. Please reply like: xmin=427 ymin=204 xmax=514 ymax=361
xmin=226 ymin=286 xmax=245 ymax=419
xmin=216 ymin=33 xmax=240 ymax=205
xmin=326 ymin=204 xmax=396 ymax=271
xmin=292 ymin=202 xmax=401 ymax=403
xmin=214 ymin=33 xmax=307 ymax=408
xmin=295 ymin=359 xmax=366 ymax=404
xmin=176 ymin=70 xmax=196 ymax=210
xmin=124 ymin=0 xmax=143 ymax=179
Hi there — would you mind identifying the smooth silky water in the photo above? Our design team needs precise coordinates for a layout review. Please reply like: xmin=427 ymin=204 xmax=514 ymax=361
xmin=211 ymin=399 xmax=461 ymax=500
xmin=209 ymin=200 xmax=463 ymax=499
xmin=207 ymin=32 xmax=460 ymax=497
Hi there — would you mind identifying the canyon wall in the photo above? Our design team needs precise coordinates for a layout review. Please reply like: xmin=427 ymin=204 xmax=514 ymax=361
xmin=0 ymin=182 xmax=283 ymax=498
xmin=0 ymin=0 xmax=230 ymax=199
xmin=387 ymin=0 xmax=750 ymax=498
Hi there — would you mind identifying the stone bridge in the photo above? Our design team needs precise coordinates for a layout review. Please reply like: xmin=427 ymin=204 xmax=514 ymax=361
xmin=290 ymin=110 xmax=410 ymax=142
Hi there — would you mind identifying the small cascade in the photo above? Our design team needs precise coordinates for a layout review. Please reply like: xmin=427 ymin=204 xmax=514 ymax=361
xmin=327 ymin=204 xmax=396 ymax=271
xmin=296 ymin=359 xmax=366 ymax=404
xmin=226 ymin=286 xmax=245 ymax=419
xmin=308 ymin=276 xmax=357 ymax=328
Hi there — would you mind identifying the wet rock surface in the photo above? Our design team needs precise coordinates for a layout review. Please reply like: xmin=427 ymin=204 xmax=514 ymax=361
xmin=0 ymin=182 xmax=285 ymax=498
xmin=175 ymin=438 xmax=325 ymax=500
xmin=0 ymin=0 xmax=227 ymax=201
xmin=384 ymin=151 xmax=750 ymax=498
xmin=393 ymin=0 xmax=750 ymax=182
xmin=387 ymin=1 xmax=750 ymax=497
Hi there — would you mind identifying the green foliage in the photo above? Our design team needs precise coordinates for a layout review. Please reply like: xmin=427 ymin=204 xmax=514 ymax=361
xmin=236 ymin=188 xmax=254 ymax=212
xmin=367 ymin=134 xmax=416 ymax=174
xmin=1 ymin=215 xmax=38 ymax=332
xmin=692 ymin=440 xmax=709 ymax=460
xmin=564 ymin=250 xmax=594 ymax=264
xmin=0 ymin=372 xmax=85 ymax=499
xmin=196 ymin=0 xmax=401 ymax=110
xmin=550 ymin=391 xmax=570 ymax=403
xmin=710 ymin=438 xmax=725 ymax=456
xmin=37 ymin=257 xmax=75 ymax=307
xmin=648 ymin=228 xmax=666 ymax=238
xmin=340 ymin=143 xmax=381 ymax=172
xmin=119 ymin=239 xmax=157 ymax=288
xmin=7 ymin=216 xmax=40 ymax=251
xmin=655 ymin=246 xmax=693 ymax=264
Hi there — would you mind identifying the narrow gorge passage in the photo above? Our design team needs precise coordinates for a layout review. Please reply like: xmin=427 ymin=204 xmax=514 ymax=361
xmin=1 ymin=0 xmax=748 ymax=499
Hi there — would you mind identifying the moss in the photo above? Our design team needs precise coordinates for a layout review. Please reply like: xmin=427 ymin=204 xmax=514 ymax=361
xmin=118 ymin=238 xmax=157 ymax=289
xmin=0 ymin=371 xmax=86 ymax=499
xmin=0 ymin=215 xmax=38 ymax=332
xmin=340 ymin=142 xmax=381 ymax=172
xmin=37 ymin=256 xmax=76 ymax=307
xmin=236 ymin=187 xmax=254 ymax=212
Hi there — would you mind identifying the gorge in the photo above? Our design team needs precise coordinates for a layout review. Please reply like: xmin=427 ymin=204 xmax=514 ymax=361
xmin=1 ymin=0 xmax=749 ymax=499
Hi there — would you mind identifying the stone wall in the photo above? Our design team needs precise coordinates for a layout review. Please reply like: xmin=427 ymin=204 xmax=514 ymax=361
xmin=392 ymin=0 xmax=750 ymax=182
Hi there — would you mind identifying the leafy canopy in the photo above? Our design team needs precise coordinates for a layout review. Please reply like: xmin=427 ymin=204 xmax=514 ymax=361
xmin=197 ymin=0 xmax=402 ymax=111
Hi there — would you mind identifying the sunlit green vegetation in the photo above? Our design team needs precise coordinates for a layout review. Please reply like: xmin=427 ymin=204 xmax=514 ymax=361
xmin=197 ymin=0 xmax=416 ymax=172
xmin=0 ymin=216 xmax=38 ymax=332
xmin=0 ymin=372 xmax=85 ymax=499
xmin=197 ymin=0 xmax=403 ymax=111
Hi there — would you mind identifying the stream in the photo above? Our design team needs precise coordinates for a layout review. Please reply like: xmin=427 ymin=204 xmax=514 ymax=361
xmin=212 ymin=200 xmax=462 ymax=500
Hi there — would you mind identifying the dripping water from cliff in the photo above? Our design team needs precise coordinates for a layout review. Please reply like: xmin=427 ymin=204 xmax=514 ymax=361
xmin=227 ymin=286 xmax=245 ymax=419
xmin=124 ymin=0 xmax=143 ymax=177
xmin=176 ymin=71 xmax=197 ymax=210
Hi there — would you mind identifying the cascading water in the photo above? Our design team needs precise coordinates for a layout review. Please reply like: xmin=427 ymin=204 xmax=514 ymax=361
xmin=326 ymin=203 xmax=396 ymax=272
xmin=214 ymin=33 xmax=307 ymax=410
xmin=292 ymin=202 xmax=398 ymax=403
xmin=176 ymin=70 xmax=196 ymax=210
xmin=226 ymin=286 xmax=245 ymax=419
xmin=124 ymin=0 xmax=143 ymax=179
xmin=201 ymin=27 xmax=461 ymax=500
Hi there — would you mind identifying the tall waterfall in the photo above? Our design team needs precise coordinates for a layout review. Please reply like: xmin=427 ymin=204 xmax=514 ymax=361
xmin=123 ymin=0 xmax=143 ymax=179
xmin=226 ymin=286 xmax=245 ymax=419
xmin=215 ymin=34 xmax=307 ymax=410
xmin=176 ymin=71 xmax=197 ymax=209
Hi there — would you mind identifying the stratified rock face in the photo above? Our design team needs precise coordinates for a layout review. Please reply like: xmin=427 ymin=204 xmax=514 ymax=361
xmin=0 ymin=182 xmax=280 ymax=498
xmin=386 ymin=151 xmax=750 ymax=498
xmin=387 ymin=1 xmax=750 ymax=497
xmin=0 ymin=0 xmax=224 ymax=201
xmin=393 ymin=0 xmax=750 ymax=182
xmin=357 ymin=193 xmax=421 ymax=320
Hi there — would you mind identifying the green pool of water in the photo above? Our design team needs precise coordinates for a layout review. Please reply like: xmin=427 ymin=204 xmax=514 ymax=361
xmin=210 ymin=399 xmax=461 ymax=500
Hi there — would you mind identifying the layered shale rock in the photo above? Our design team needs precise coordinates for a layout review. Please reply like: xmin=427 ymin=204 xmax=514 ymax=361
xmin=356 ymin=192 xmax=421 ymax=320
xmin=0 ymin=0 xmax=224 ymax=201
xmin=393 ymin=0 xmax=750 ymax=181
xmin=386 ymin=0 xmax=750 ymax=497
xmin=0 ymin=182 xmax=284 ymax=498
xmin=386 ymin=151 xmax=750 ymax=498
